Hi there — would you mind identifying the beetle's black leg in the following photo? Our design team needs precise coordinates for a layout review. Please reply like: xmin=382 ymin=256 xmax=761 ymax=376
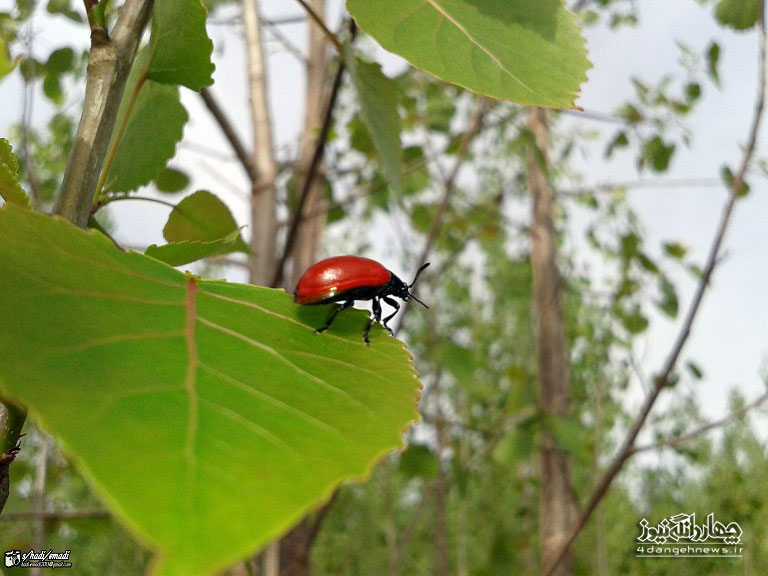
xmin=364 ymin=298 xmax=382 ymax=346
xmin=316 ymin=300 xmax=354 ymax=334
xmin=381 ymin=296 xmax=400 ymax=335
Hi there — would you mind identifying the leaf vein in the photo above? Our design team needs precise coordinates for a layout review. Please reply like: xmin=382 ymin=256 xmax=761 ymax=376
xmin=198 ymin=362 xmax=343 ymax=436
xmin=424 ymin=0 xmax=533 ymax=94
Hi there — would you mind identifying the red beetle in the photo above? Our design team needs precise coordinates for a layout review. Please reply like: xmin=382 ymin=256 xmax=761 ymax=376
xmin=294 ymin=256 xmax=429 ymax=345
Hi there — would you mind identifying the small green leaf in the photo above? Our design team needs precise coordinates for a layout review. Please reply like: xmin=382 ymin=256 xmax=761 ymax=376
xmin=345 ymin=47 xmax=404 ymax=200
xmin=641 ymin=136 xmax=675 ymax=172
xmin=148 ymin=0 xmax=215 ymax=90
xmin=605 ymin=130 xmax=629 ymax=158
xmin=663 ymin=242 xmax=687 ymax=260
xmin=686 ymin=361 xmax=704 ymax=380
xmin=715 ymin=0 xmax=760 ymax=30
xmin=0 ymin=38 xmax=19 ymax=80
xmin=637 ymin=251 xmax=660 ymax=274
xmin=346 ymin=0 xmax=590 ymax=108
xmin=0 ymin=138 xmax=31 ymax=207
xmin=620 ymin=307 xmax=649 ymax=334
xmin=42 ymin=72 xmax=63 ymax=104
xmin=164 ymin=190 xmax=249 ymax=253
xmin=657 ymin=276 xmax=679 ymax=318
xmin=145 ymin=229 xmax=244 ymax=267
xmin=46 ymin=0 xmax=83 ymax=21
xmin=105 ymin=50 xmax=188 ymax=193
xmin=399 ymin=444 xmax=439 ymax=480
xmin=0 ymin=203 xmax=422 ymax=576
xmin=46 ymin=47 xmax=74 ymax=74
xmin=620 ymin=232 xmax=640 ymax=260
xmin=706 ymin=42 xmax=721 ymax=88
xmin=616 ymin=103 xmax=644 ymax=124
xmin=685 ymin=82 xmax=701 ymax=102
xmin=155 ymin=167 xmax=191 ymax=194
xmin=721 ymin=165 xmax=749 ymax=197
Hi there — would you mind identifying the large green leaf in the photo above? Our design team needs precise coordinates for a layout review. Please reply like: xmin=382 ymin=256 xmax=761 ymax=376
xmin=163 ymin=190 xmax=249 ymax=253
xmin=148 ymin=0 xmax=215 ymax=90
xmin=0 ymin=204 xmax=421 ymax=576
xmin=104 ymin=50 xmax=188 ymax=193
xmin=0 ymin=138 xmax=31 ymax=207
xmin=345 ymin=0 xmax=590 ymax=108
xmin=345 ymin=46 xmax=404 ymax=199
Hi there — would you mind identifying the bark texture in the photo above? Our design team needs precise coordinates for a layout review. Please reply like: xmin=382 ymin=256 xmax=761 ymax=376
xmin=526 ymin=107 xmax=573 ymax=576
xmin=242 ymin=0 xmax=278 ymax=286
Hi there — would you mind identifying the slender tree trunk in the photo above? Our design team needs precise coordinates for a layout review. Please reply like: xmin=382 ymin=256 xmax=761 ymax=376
xmin=241 ymin=2 xmax=279 ymax=574
xmin=526 ymin=107 xmax=573 ymax=576
xmin=275 ymin=4 xmax=332 ymax=573
xmin=242 ymin=0 xmax=278 ymax=286
xmin=286 ymin=0 xmax=330 ymax=290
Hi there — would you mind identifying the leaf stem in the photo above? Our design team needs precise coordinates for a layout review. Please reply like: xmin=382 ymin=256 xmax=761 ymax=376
xmin=101 ymin=194 xmax=178 ymax=210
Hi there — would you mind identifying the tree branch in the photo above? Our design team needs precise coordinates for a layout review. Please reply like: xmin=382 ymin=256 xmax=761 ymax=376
xmin=55 ymin=0 xmax=154 ymax=228
xmin=543 ymin=5 xmax=767 ymax=574
xmin=630 ymin=384 xmax=768 ymax=455
xmin=199 ymin=87 xmax=259 ymax=185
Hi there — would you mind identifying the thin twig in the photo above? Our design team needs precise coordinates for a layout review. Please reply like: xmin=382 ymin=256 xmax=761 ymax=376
xmin=543 ymin=5 xmax=768 ymax=574
xmin=200 ymin=87 xmax=259 ymax=185
xmin=271 ymin=22 xmax=356 ymax=288
xmin=264 ymin=20 xmax=307 ymax=64
xmin=294 ymin=0 xmax=342 ymax=53
xmin=417 ymin=98 xmax=488 ymax=269
xmin=391 ymin=98 xmax=489 ymax=335
xmin=631 ymin=386 xmax=768 ymax=455
xmin=101 ymin=195 xmax=178 ymax=210
xmin=559 ymin=177 xmax=728 ymax=197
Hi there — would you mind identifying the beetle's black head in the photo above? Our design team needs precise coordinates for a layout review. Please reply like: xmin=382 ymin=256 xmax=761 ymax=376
xmin=389 ymin=262 xmax=429 ymax=308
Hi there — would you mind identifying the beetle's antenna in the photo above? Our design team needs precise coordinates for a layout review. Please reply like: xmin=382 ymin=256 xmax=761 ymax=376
xmin=409 ymin=262 xmax=430 ymax=287
xmin=409 ymin=293 xmax=429 ymax=309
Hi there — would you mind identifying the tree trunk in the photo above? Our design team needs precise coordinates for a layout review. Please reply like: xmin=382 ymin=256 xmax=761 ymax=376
xmin=526 ymin=107 xmax=573 ymax=576
xmin=286 ymin=0 xmax=330 ymax=290
xmin=242 ymin=0 xmax=278 ymax=286
xmin=276 ymin=3 xmax=332 ymax=575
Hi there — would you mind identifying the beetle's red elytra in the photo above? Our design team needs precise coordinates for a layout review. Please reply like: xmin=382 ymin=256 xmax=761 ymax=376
xmin=294 ymin=256 xmax=429 ymax=345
